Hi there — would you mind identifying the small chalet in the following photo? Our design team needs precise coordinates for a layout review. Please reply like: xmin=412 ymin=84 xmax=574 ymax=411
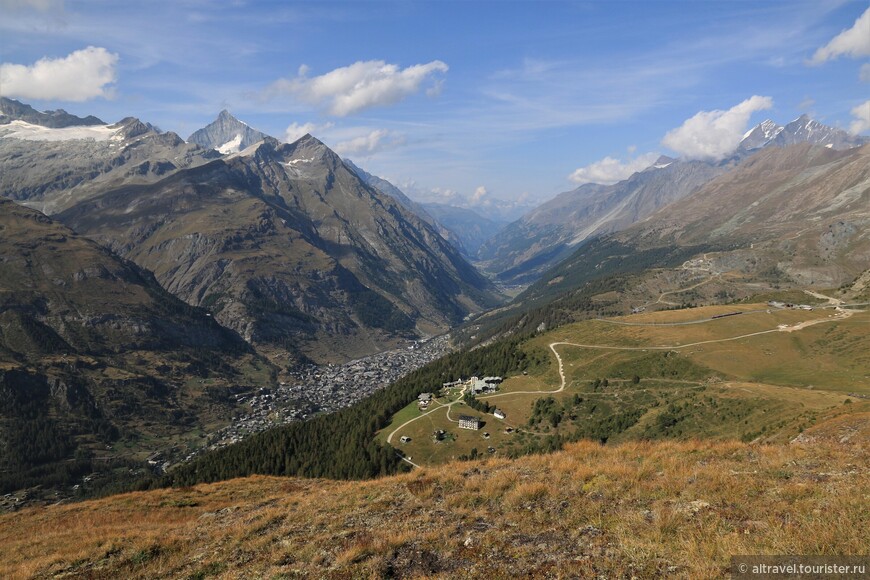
xmin=493 ymin=409 xmax=506 ymax=420
xmin=458 ymin=415 xmax=482 ymax=430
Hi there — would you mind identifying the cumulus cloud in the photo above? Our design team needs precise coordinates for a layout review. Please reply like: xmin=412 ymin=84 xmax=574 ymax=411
xmin=810 ymin=6 xmax=870 ymax=64
xmin=860 ymin=63 xmax=870 ymax=83
xmin=284 ymin=121 xmax=333 ymax=143
xmin=568 ymin=152 xmax=660 ymax=185
xmin=470 ymin=186 xmax=489 ymax=205
xmin=849 ymin=100 xmax=870 ymax=134
xmin=265 ymin=59 xmax=448 ymax=116
xmin=661 ymin=96 xmax=773 ymax=161
xmin=0 ymin=46 xmax=118 ymax=101
xmin=333 ymin=129 xmax=405 ymax=156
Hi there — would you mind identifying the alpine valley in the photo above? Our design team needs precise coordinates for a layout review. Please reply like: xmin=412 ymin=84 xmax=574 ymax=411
xmin=1 ymin=96 xmax=869 ymax=578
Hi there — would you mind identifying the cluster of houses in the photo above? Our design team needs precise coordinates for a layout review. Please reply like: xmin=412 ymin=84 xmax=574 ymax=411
xmin=768 ymin=300 xmax=814 ymax=311
xmin=441 ymin=375 xmax=503 ymax=394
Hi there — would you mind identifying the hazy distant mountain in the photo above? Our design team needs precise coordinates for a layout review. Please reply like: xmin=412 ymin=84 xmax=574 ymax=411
xmin=343 ymin=159 xmax=477 ymax=256
xmin=57 ymin=134 xmax=500 ymax=362
xmin=188 ymin=110 xmax=270 ymax=154
xmin=0 ymin=96 xmax=105 ymax=128
xmin=421 ymin=202 xmax=507 ymax=258
xmin=479 ymin=157 xmax=727 ymax=285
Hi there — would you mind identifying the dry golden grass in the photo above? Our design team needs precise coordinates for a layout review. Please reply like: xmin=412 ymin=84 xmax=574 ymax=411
xmin=1 ymin=413 xmax=868 ymax=579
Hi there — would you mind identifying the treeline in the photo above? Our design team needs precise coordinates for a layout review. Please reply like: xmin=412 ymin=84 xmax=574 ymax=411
xmin=524 ymin=394 xmax=645 ymax=447
xmin=162 ymin=334 xmax=548 ymax=487
xmin=463 ymin=392 xmax=495 ymax=414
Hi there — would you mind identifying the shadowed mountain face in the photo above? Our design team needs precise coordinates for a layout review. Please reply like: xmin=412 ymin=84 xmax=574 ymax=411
xmin=58 ymin=136 xmax=501 ymax=362
xmin=0 ymin=100 xmax=499 ymax=363
xmin=0 ymin=199 xmax=270 ymax=495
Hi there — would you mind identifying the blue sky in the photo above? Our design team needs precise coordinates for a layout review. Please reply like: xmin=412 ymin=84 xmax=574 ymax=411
xmin=1 ymin=0 xmax=868 ymax=216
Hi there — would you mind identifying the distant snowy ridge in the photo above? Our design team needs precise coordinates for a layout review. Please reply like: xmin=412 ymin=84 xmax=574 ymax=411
xmin=0 ymin=119 xmax=124 ymax=142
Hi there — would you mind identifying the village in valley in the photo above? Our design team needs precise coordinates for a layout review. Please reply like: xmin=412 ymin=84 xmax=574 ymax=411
xmin=190 ymin=335 xmax=453 ymax=460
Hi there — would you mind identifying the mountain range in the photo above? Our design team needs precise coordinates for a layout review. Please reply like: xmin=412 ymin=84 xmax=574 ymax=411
xmin=479 ymin=115 xmax=869 ymax=286
xmin=1 ymin=100 xmax=500 ymax=364
xmin=2 ymin=97 xmax=869 ymax=505
xmin=514 ymin=141 xmax=870 ymax=314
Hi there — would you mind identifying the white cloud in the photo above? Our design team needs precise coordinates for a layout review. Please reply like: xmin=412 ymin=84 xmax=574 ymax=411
xmin=849 ymin=100 xmax=870 ymax=134
xmin=661 ymin=96 xmax=773 ymax=161
xmin=470 ymin=185 xmax=489 ymax=205
xmin=333 ymin=129 xmax=405 ymax=156
xmin=265 ymin=59 xmax=448 ymax=116
xmin=0 ymin=46 xmax=117 ymax=101
xmin=284 ymin=121 xmax=332 ymax=143
xmin=810 ymin=6 xmax=870 ymax=64
xmin=568 ymin=152 xmax=660 ymax=185
xmin=860 ymin=63 xmax=870 ymax=83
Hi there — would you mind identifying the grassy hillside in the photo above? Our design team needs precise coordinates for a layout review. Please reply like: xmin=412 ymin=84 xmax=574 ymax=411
xmin=2 ymin=412 xmax=867 ymax=578
xmin=387 ymin=303 xmax=868 ymax=466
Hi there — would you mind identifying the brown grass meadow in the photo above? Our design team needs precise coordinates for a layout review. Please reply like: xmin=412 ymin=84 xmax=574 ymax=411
xmin=1 ymin=411 xmax=867 ymax=579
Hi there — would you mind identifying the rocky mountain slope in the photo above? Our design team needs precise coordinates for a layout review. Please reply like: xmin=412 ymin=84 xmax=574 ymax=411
xmin=56 ymin=135 xmax=500 ymax=362
xmin=187 ymin=109 xmax=270 ymax=154
xmin=0 ymin=199 xmax=271 ymax=497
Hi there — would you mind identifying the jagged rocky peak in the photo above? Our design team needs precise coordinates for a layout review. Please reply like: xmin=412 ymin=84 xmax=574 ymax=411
xmin=188 ymin=109 xmax=270 ymax=154
xmin=114 ymin=117 xmax=158 ymax=139
xmin=740 ymin=119 xmax=784 ymax=150
xmin=740 ymin=115 xmax=868 ymax=151
xmin=0 ymin=96 xmax=105 ymax=128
